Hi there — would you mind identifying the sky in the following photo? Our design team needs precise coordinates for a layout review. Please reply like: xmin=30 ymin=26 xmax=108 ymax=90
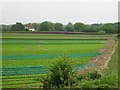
xmin=1 ymin=0 xmax=119 ymax=25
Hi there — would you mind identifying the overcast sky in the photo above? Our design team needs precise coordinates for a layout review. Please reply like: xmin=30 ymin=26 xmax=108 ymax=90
xmin=1 ymin=1 xmax=118 ymax=25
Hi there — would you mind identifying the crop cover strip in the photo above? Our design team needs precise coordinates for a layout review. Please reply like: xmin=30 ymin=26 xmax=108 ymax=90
xmin=73 ymin=64 xmax=93 ymax=72
xmin=1 ymin=64 xmax=93 ymax=76
xmin=2 ymin=52 xmax=101 ymax=60
xmin=1 ymin=65 xmax=48 ymax=76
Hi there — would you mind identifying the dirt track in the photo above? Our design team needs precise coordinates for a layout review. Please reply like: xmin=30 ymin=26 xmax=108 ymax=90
xmin=79 ymin=38 xmax=117 ymax=74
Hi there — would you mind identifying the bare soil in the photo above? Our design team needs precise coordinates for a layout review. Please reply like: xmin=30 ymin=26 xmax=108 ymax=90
xmin=78 ymin=38 xmax=117 ymax=74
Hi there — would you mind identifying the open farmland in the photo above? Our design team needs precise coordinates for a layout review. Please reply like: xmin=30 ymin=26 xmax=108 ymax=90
xmin=1 ymin=32 xmax=117 ymax=88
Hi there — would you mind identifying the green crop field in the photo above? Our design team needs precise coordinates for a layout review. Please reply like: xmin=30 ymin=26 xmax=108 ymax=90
xmin=2 ymin=33 xmax=116 ymax=39
xmin=1 ymin=33 xmax=117 ymax=88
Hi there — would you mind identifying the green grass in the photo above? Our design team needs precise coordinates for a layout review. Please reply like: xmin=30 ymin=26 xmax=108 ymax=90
xmin=1 ymin=74 xmax=46 ymax=88
xmin=100 ymin=42 xmax=118 ymax=88
xmin=2 ymin=33 xmax=117 ymax=88
xmin=2 ymin=33 xmax=117 ymax=39
xmin=76 ymin=40 xmax=118 ymax=88
xmin=2 ymin=57 xmax=92 ymax=67
xmin=103 ymin=43 xmax=118 ymax=75
xmin=2 ymin=83 xmax=41 ymax=88
xmin=2 ymin=44 xmax=104 ymax=55
xmin=2 ymin=39 xmax=105 ymax=45
xmin=2 ymin=42 xmax=104 ymax=68
xmin=97 ymin=42 xmax=118 ymax=88
xmin=1 ymin=74 xmax=46 ymax=79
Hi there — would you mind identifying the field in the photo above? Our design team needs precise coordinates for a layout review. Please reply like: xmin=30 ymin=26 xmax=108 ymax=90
xmin=1 ymin=32 xmax=117 ymax=88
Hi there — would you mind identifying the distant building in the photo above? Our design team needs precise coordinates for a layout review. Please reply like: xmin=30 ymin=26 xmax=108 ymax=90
xmin=29 ymin=28 xmax=35 ymax=31
xmin=25 ymin=27 xmax=35 ymax=31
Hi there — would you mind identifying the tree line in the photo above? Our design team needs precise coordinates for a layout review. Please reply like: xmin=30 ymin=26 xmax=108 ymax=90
xmin=0 ymin=21 xmax=119 ymax=34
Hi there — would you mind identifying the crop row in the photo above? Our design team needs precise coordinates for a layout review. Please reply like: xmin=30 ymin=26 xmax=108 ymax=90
xmin=1 ymin=66 xmax=48 ymax=76
xmin=2 ymin=52 xmax=101 ymax=60
xmin=1 ymin=63 xmax=93 ymax=76
xmin=2 ymin=39 xmax=105 ymax=44
xmin=73 ymin=64 xmax=93 ymax=72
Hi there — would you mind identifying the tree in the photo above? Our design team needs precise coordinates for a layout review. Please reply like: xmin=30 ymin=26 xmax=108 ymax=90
xmin=113 ymin=22 xmax=119 ymax=33
xmin=66 ymin=22 xmax=75 ymax=32
xmin=1 ymin=25 xmax=11 ymax=31
xmin=39 ymin=21 xmax=54 ymax=31
xmin=39 ymin=21 xmax=49 ymax=31
xmin=48 ymin=22 xmax=55 ymax=31
xmin=54 ymin=23 xmax=64 ymax=31
xmin=118 ymin=22 xmax=120 ymax=37
xmin=100 ymin=23 xmax=115 ymax=33
xmin=25 ymin=23 xmax=40 ymax=31
xmin=74 ymin=22 xmax=85 ymax=32
xmin=11 ymin=22 xmax=26 ymax=31
xmin=91 ymin=24 xmax=100 ymax=32
xmin=83 ymin=25 xmax=91 ymax=32
xmin=97 ymin=30 xmax=106 ymax=34
xmin=43 ymin=56 xmax=75 ymax=88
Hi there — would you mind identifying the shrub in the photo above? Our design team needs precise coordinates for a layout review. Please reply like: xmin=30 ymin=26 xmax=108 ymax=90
xmin=42 ymin=56 xmax=75 ymax=88
xmin=87 ymin=71 xmax=101 ymax=80
xmin=98 ymin=84 xmax=111 ymax=88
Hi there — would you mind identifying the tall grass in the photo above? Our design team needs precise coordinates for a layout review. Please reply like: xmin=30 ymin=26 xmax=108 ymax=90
xmin=77 ymin=41 xmax=118 ymax=88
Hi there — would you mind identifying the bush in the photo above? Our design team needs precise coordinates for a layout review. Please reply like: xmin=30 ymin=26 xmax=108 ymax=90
xmin=87 ymin=71 xmax=101 ymax=80
xmin=42 ymin=56 xmax=75 ymax=88
xmin=78 ymin=80 xmax=97 ymax=88
xmin=98 ymin=84 xmax=111 ymax=88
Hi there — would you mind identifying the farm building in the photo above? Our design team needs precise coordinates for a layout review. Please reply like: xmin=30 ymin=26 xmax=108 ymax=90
xmin=25 ymin=27 xmax=35 ymax=31
xmin=28 ymin=28 xmax=35 ymax=31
